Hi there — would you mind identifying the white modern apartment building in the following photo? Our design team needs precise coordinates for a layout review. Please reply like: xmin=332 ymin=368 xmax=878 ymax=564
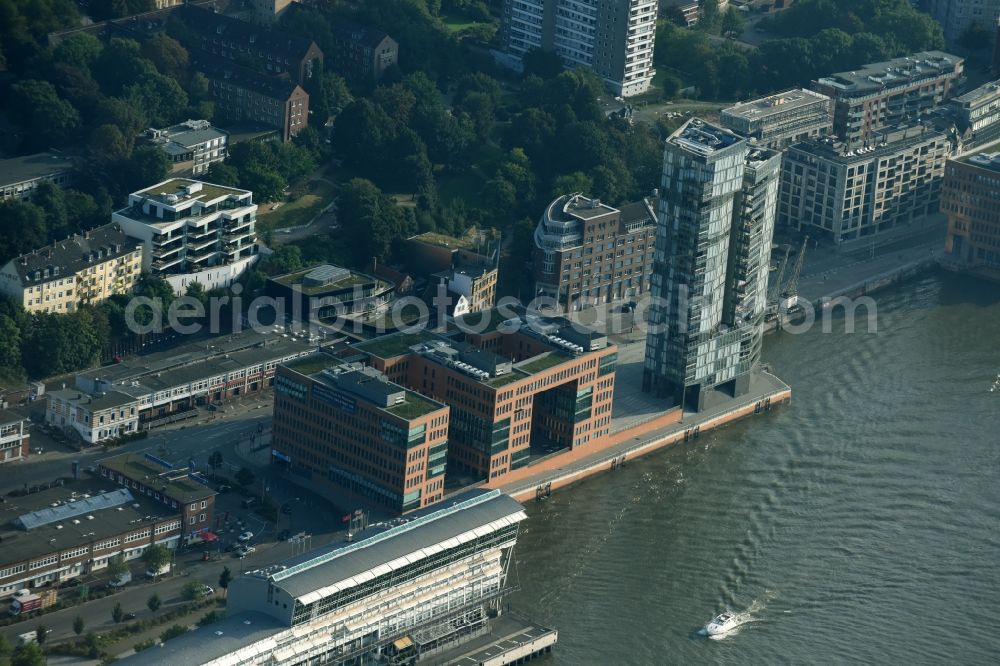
xmin=501 ymin=0 xmax=657 ymax=97
xmin=143 ymin=119 xmax=228 ymax=177
xmin=117 ymin=490 xmax=557 ymax=666
xmin=113 ymin=178 xmax=258 ymax=294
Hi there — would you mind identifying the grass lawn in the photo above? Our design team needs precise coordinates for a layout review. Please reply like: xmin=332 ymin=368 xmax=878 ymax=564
xmin=257 ymin=179 xmax=337 ymax=232
xmin=440 ymin=13 xmax=489 ymax=34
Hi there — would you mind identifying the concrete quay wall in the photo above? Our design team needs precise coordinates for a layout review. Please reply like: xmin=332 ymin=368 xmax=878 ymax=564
xmin=491 ymin=381 xmax=792 ymax=503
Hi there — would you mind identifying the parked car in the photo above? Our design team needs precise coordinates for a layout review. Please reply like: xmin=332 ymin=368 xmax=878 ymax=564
xmin=238 ymin=531 xmax=253 ymax=542
xmin=277 ymin=529 xmax=291 ymax=541
xmin=236 ymin=546 xmax=255 ymax=559
xmin=280 ymin=503 xmax=293 ymax=515
xmin=217 ymin=485 xmax=232 ymax=494
xmin=198 ymin=585 xmax=214 ymax=596
xmin=123 ymin=611 xmax=137 ymax=620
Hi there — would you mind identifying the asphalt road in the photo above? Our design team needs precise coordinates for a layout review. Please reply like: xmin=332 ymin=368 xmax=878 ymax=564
xmin=0 ymin=394 xmax=356 ymax=649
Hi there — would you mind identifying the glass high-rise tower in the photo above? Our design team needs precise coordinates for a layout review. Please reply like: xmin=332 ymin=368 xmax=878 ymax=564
xmin=642 ymin=119 xmax=780 ymax=411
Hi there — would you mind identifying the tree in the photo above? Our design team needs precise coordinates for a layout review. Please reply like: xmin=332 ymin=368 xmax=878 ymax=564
xmin=161 ymin=624 xmax=188 ymax=641
xmin=143 ymin=544 xmax=171 ymax=577
xmin=0 ymin=634 xmax=9 ymax=662
xmin=268 ymin=245 xmax=304 ymax=275
xmin=141 ymin=34 xmax=188 ymax=77
xmin=52 ymin=33 xmax=103 ymax=71
xmin=206 ymin=162 xmax=240 ymax=187
xmin=240 ymin=167 xmax=287 ymax=202
xmin=521 ymin=48 xmax=563 ymax=79
xmin=235 ymin=466 xmax=255 ymax=487
xmin=959 ymin=22 xmax=993 ymax=52
xmin=90 ymin=0 xmax=154 ymax=21
xmin=721 ymin=7 xmax=745 ymax=37
xmin=112 ymin=602 xmax=124 ymax=623
xmin=127 ymin=72 xmax=189 ymax=127
xmin=10 ymin=641 xmax=46 ymax=666
xmin=0 ymin=201 xmax=47 ymax=265
xmin=122 ymin=145 xmax=170 ymax=195
xmin=106 ymin=554 xmax=128 ymax=579
xmin=73 ymin=615 xmax=85 ymax=636
xmin=551 ymin=172 xmax=594 ymax=199
xmin=208 ymin=451 xmax=224 ymax=473
xmin=218 ymin=567 xmax=232 ymax=597
xmin=700 ymin=0 xmax=721 ymax=32
xmin=92 ymin=37 xmax=155 ymax=95
xmin=147 ymin=593 xmax=162 ymax=613
xmin=181 ymin=580 xmax=204 ymax=601
xmin=8 ymin=80 xmax=80 ymax=150
xmin=34 ymin=625 xmax=46 ymax=645
xmin=87 ymin=124 xmax=131 ymax=166
xmin=338 ymin=179 xmax=412 ymax=262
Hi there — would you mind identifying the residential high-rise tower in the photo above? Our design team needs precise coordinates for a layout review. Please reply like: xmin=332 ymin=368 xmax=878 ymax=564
xmin=500 ymin=0 xmax=658 ymax=97
xmin=643 ymin=120 xmax=780 ymax=411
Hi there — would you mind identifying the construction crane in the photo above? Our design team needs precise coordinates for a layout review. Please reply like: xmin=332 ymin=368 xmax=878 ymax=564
xmin=769 ymin=245 xmax=792 ymax=303
xmin=781 ymin=236 xmax=809 ymax=300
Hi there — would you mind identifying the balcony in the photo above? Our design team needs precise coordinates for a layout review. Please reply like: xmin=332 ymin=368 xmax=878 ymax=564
xmin=151 ymin=244 xmax=182 ymax=261
xmin=186 ymin=225 xmax=219 ymax=241
xmin=187 ymin=236 xmax=218 ymax=252
xmin=187 ymin=248 xmax=220 ymax=265
xmin=152 ymin=254 xmax=184 ymax=272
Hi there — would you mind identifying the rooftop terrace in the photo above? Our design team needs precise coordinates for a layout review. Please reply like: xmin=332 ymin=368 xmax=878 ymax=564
xmin=98 ymin=452 xmax=216 ymax=503
xmin=722 ymin=89 xmax=830 ymax=120
xmin=354 ymin=331 xmax=438 ymax=359
xmin=136 ymin=178 xmax=247 ymax=204
xmin=671 ymin=119 xmax=743 ymax=156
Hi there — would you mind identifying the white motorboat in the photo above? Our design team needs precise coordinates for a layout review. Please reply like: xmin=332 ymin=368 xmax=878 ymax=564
xmin=703 ymin=611 xmax=739 ymax=636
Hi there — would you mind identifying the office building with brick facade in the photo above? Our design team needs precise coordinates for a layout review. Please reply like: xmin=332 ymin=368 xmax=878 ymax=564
xmin=942 ymin=146 xmax=1000 ymax=277
xmin=271 ymin=354 xmax=450 ymax=513
xmin=343 ymin=309 xmax=618 ymax=483
xmin=532 ymin=193 xmax=657 ymax=310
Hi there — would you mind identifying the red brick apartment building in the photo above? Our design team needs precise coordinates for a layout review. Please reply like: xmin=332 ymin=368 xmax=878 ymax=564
xmin=942 ymin=147 xmax=1000 ymax=277
xmin=272 ymin=356 xmax=450 ymax=513
xmin=345 ymin=309 xmax=618 ymax=483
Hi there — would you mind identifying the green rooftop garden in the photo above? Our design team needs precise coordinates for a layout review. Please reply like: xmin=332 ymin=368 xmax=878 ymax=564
xmin=411 ymin=226 xmax=498 ymax=251
xmin=285 ymin=353 xmax=341 ymax=376
xmin=487 ymin=371 xmax=526 ymax=388
xmin=519 ymin=352 xmax=571 ymax=374
xmin=138 ymin=179 xmax=242 ymax=203
xmin=356 ymin=331 xmax=436 ymax=359
xmin=385 ymin=392 xmax=443 ymax=419
xmin=272 ymin=267 xmax=379 ymax=295
xmin=100 ymin=454 xmax=212 ymax=502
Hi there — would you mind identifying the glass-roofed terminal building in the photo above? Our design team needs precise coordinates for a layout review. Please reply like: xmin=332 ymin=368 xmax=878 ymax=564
xmin=119 ymin=489 xmax=556 ymax=666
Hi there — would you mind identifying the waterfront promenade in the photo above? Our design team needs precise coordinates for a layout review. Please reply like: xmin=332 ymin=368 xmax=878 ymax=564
xmin=489 ymin=369 xmax=791 ymax=502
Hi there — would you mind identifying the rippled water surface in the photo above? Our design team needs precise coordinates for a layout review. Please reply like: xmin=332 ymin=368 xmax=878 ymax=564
xmin=510 ymin=272 xmax=1000 ymax=665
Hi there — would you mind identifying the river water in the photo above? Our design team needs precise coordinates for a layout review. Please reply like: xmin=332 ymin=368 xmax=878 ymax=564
xmin=510 ymin=271 xmax=1000 ymax=664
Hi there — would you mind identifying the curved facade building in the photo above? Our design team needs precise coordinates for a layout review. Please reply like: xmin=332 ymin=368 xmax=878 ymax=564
xmin=533 ymin=193 xmax=656 ymax=310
